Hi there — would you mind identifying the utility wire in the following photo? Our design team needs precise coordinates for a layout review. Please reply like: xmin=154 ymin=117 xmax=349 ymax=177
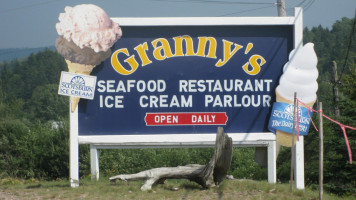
xmin=217 ymin=5 xmax=276 ymax=17
xmin=152 ymin=0 xmax=276 ymax=17
xmin=152 ymin=0 xmax=274 ymax=5
xmin=303 ymin=0 xmax=316 ymax=12
xmin=296 ymin=0 xmax=308 ymax=7
xmin=285 ymin=0 xmax=315 ymax=14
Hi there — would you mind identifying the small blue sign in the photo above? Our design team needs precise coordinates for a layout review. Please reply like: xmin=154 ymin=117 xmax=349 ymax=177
xmin=268 ymin=102 xmax=313 ymax=135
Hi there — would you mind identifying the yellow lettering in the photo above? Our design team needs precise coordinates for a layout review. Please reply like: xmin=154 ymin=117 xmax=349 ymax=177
xmin=151 ymin=38 xmax=174 ymax=60
xmin=215 ymin=40 xmax=243 ymax=67
xmin=173 ymin=35 xmax=195 ymax=56
xmin=245 ymin=42 xmax=253 ymax=54
xmin=134 ymin=42 xmax=152 ymax=66
xmin=111 ymin=48 xmax=139 ymax=75
xmin=111 ymin=37 xmax=263 ymax=76
xmin=196 ymin=37 xmax=217 ymax=58
xmin=242 ymin=54 xmax=266 ymax=75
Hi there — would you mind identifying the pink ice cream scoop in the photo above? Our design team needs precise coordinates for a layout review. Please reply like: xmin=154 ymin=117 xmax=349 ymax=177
xmin=56 ymin=4 xmax=122 ymax=53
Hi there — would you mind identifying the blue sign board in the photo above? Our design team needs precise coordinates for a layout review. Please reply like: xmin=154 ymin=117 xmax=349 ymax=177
xmin=78 ymin=25 xmax=293 ymax=135
xmin=268 ymin=102 xmax=312 ymax=135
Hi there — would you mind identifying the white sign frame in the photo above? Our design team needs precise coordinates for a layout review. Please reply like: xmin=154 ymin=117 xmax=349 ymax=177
xmin=69 ymin=7 xmax=304 ymax=189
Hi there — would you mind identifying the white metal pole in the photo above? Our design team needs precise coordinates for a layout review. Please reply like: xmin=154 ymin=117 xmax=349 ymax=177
xmin=293 ymin=7 xmax=305 ymax=190
xmin=90 ymin=144 xmax=100 ymax=181
xmin=70 ymin=106 xmax=79 ymax=187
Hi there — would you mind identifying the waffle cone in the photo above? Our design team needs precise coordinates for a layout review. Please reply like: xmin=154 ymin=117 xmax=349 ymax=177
xmin=65 ymin=60 xmax=96 ymax=112
xmin=275 ymin=90 xmax=315 ymax=147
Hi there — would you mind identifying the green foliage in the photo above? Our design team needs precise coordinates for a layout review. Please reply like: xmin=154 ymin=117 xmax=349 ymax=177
xmin=0 ymin=119 xmax=33 ymax=178
xmin=230 ymin=148 xmax=267 ymax=180
xmin=29 ymin=84 xmax=68 ymax=121
xmin=340 ymin=67 xmax=356 ymax=120
xmin=0 ymin=119 xmax=69 ymax=179
xmin=30 ymin=121 xmax=70 ymax=179
xmin=0 ymin=49 xmax=66 ymax=122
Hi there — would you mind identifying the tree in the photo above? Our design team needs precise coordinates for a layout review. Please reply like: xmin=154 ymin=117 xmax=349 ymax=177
xmin=29 ymin=84 xmax=68 ymax=122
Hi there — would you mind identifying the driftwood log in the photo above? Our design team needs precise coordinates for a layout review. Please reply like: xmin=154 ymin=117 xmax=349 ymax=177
xmin=109 ymin=127 xmax=233 ymax=191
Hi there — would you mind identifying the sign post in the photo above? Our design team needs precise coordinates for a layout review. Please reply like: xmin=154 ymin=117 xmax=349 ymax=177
xmin=70 ymin=108 xmax=79 ymax=187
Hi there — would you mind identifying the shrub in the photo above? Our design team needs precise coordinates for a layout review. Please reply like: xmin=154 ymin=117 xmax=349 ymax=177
xmin=0 ymin=119 xmax=33 ymax=178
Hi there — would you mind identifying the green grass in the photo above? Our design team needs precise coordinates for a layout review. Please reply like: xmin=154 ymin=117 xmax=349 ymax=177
xmin=0 ymin=177 xmax=354 ymax=200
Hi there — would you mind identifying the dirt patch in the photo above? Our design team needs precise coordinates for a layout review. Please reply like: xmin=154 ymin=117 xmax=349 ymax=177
xmin=0 ymin=190 xmax=21 ymax=200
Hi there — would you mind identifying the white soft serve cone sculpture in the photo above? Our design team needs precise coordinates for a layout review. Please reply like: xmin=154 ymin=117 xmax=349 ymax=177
xmin=275 ymin=43 xmax=318 ymax=147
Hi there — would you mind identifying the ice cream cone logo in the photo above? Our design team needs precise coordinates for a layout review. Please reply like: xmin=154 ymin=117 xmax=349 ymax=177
xmin=284 ymin=104 xmax=302 ymax=118
xmin=71 ymin=76 xmax=86 ymax=87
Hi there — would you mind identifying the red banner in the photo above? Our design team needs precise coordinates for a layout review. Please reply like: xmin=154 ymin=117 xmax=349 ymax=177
xmin=145 ymin=112 xmax=228 ymax=126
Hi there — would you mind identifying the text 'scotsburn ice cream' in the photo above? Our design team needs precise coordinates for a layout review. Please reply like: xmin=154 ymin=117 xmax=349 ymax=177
xmin=275 ymin=43 xmax=318 ymax=146
xmin=55 ymin=4 xmax=122 ymax=112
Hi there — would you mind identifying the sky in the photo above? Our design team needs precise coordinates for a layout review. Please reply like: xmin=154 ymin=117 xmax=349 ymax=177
xmin=0 ymin=0 xmax=355 ymax=49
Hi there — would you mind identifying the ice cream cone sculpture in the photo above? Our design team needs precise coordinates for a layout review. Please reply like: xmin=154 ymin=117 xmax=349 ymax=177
xmin=55 ymin=4 xmax=122 ymax=112
xmin=274 ymin=43 xmax=318 ymax=147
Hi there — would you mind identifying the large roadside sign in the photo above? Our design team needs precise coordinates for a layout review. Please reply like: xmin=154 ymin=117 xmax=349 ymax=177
xmin=77 ymin=22 xmax=293 ymax=136
xmin=70 ymin=8 xmax=305 ymax=189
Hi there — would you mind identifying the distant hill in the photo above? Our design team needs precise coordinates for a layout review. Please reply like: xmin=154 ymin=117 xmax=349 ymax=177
xmin=0 ymin=46 xmax=56 ymax=62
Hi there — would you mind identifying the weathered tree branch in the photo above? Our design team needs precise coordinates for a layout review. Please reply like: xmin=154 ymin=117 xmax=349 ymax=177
xmin=109 ymin=127 xmax=232 ymax=191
